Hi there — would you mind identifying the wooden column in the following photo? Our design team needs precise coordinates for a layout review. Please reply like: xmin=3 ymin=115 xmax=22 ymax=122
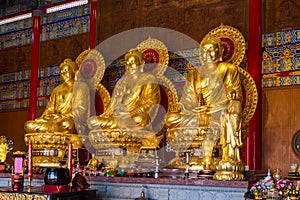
xmin=28 ymin=10 xmax=41 ymax=120
xmin=247 ymin=0 xmax=262 ymax=170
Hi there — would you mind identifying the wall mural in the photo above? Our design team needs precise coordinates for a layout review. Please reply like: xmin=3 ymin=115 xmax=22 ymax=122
xmin=98 ymin=0 xmax=248 ymax=43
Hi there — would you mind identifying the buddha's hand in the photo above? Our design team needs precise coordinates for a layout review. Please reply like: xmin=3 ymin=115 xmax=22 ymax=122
xmin=87 ymin=116 xmax=100 ymax=129
xmin=192 ymin=105 xmax=209 ymax=113
xmin=43 ymin=113 xmax=61 ymax=121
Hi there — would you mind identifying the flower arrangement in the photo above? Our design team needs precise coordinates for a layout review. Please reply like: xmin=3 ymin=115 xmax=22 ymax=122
xmin=287 ymin=185 xmax=300 ymax=197
xmin=250 ymin=181 xmax=267 ymax=197
xmin=276 ymin=178 xmax=293 ymax=196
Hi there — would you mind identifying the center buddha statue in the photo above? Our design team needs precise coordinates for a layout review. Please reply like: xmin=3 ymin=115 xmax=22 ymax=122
xmin=88 ymin=49 xmax=161 ymax=131
xmin=24 ymin=58 xmax=78 ymax=134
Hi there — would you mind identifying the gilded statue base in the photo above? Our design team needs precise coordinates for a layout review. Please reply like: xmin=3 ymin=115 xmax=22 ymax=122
xmin=167 ymin=155 xmax=204 ymax=170
xmin=166 ymin=127 xmax=207 ymax=151
xmin=213 ymin=160 xmax=245 ymax=181
xmin=166 ymin=127 xmax=206 ymax=170
xmin=89 ymin=129 xmax=164 ymax=169
xmin=166 ymin=126 xmax=222 ymax=171
xmin=93 ymin=152 xmax=137 ymax=170
xmin=89 ymin=129 xmax=143 ymax=153
xmin=24 ymin=132 xmax=82 ymax=167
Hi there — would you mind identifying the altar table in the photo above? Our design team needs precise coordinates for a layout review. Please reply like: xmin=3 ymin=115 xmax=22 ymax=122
xmin=0 ymin=173 xmax=250 ymax=200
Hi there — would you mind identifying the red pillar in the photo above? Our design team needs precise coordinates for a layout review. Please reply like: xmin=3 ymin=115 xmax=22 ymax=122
xmin=247 ymin=0 xmax=262 ymax=170
xmin=28 ymin=10 xmax=41 ymax=120
xmin=89 ymin=0 xmax=97 ymax=49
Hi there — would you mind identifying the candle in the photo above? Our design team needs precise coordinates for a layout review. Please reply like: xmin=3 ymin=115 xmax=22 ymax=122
xmin=28 ymin=142 xmax=32 ymax=179
xmin=68 ymin=142 xmax=72 ymax=176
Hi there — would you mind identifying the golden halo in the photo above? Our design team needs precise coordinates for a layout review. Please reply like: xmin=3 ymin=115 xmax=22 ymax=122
xmin=96 ymin=83 xmax=111 ymax=112
xmin=202 ymin=23 xmax=246 ymax=66
xmin=75 ymin=49 xmax=110 ymax=111
xmin=238 ymin=67 xmax=258 ymax=124
xmin=75 ymin=48 xmax=91 ymax=68
xmin=136 ymin=36 xmax=169 ymax=76
xmin=77 ymin=49 xmax=105 ymax=89
xmin=136 ymin=37 xmax=180 ymax=113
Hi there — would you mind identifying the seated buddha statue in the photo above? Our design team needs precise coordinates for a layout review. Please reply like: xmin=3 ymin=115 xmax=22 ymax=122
xmin=166 ymin=36 xmax=243 ymax=167
xmin=88 ymin=49 xmax=161 ymax=131
xmin=24 ymin=58 xmax=78 ymax=133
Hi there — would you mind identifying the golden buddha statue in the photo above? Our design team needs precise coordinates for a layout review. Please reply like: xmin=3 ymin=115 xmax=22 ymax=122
xmin=24 ymin=58 xmax=83 ymax=167
xmin=87 ymin=48 xmax=162 ymax=169
xmin=88 ymin=38 xmax=174 ymax=169
xmin=166 ymin=24 xmax=258 ymax=181
xmin=24 ymin=49 xmax=108 ymax=167
xmin=88 ymin=49 xmax=161 ymax=131
xmin=166 ymin=36 xmax=242 ymax=168
xmin=24 ymin=58 xmax=78 ymax=134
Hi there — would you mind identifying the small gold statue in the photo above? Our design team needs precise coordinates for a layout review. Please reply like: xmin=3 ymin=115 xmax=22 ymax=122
xmin=273 ymin=168 xmax=282 ymax=182
xmin=88 ymin=49 xmax=161 ymax=131
xmin=86 ymin=154 xmax=100 ymax=170
xmin=220 ymin=88 xmax=243 ymax=162
xmin=24 ymin=58 xmax=78 ymax=133
xmin=0 ymin=136 xmax=9 ymax=163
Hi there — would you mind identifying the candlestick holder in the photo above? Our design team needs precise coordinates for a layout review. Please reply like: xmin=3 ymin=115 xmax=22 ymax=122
xmin=28 ymin=177 xmax=32 ymax=187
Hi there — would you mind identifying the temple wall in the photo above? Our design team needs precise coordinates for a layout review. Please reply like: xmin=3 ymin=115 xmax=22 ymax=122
xmin=262 ymin=87 xmax=300 ymax=176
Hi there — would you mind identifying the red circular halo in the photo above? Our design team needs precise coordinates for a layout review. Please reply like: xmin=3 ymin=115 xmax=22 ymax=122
xmin=80 ymin=59 xmax=97 ymax=79
xmin=220 ymin=37 xmax=235 ymax=62
xmin=142 ymin=49 xmax=160 ymax=73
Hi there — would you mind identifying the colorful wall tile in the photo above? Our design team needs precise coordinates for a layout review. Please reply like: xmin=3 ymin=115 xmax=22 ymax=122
xmin=0 ymin=66 xmax=60 ymax=110
xmin=262 ymin=28 xmax=300 ymax=88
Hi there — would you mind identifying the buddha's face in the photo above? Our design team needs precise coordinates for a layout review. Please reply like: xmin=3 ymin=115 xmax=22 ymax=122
xmin=60 ymin=64 xmax=75 ymax=82
xmin=201 ymin=42 xmax=221 ymax=63
xmin=125 ymin=55 xmax=141 ymax=74
xmin=0 ymin=144 xmax=7 ymax=163
xmin=200 ymin=37 xmax=223 ymax=67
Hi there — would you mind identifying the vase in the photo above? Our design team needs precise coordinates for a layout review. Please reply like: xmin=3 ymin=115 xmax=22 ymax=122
xmin=253 ymin=192 xmax=264 ymax=199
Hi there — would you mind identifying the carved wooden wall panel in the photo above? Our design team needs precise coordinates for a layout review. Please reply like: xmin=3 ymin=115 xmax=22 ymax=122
xmin=0 ymin=45 xmax=31 ymax=74
xmin=98 ymin=0 xmax=248 ymax=43
xmin=264 ymin=0 xmax=300 ymax=33
xmin=39 ymin=33 xmax=89 ymax=68
xmin=0 ymin=33 xmax=88 ymax=75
